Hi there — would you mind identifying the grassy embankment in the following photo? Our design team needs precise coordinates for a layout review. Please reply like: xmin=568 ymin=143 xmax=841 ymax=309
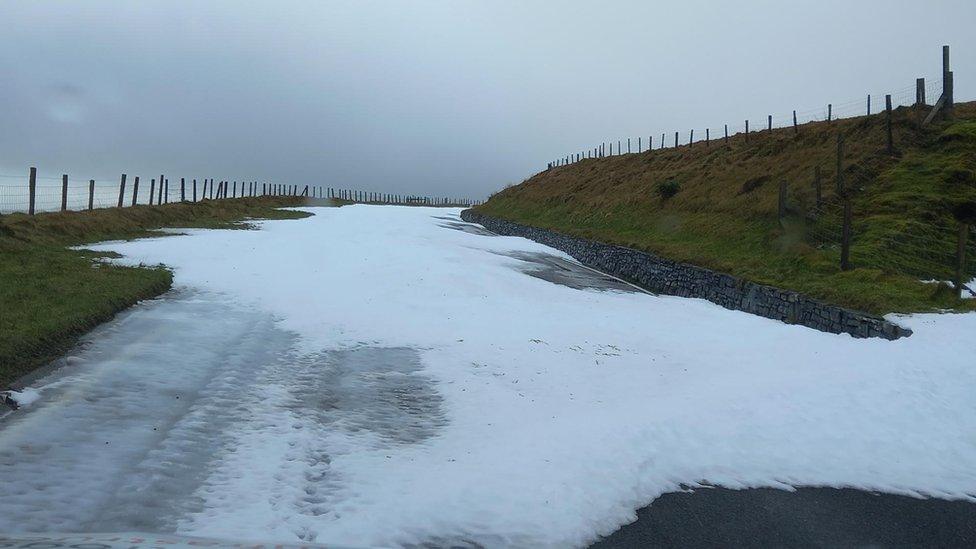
xmin=476 ymin=103 xmax=976 ymax=315
xmin=1 ymin=196 xmax=313 ymax=387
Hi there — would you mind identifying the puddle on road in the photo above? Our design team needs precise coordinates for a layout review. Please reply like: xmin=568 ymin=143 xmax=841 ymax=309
xmin=497 ymin=251 xmax=639 ymax=293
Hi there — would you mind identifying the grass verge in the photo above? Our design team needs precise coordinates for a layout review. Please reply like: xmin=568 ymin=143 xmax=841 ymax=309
xmin=476 ymin=103 xmax=976 ymax=315
xmin=0 ymin=196 xmax=312 ymax=387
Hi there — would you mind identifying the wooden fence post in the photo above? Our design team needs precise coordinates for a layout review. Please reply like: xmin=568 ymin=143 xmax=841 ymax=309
xmin=767 ymin=115 xmax=772 ymax=132
xmin=193 ymin=179 xmax=197 ymax=202
xmin=745 ymin=120 xmax=749 ymax=141
xmin=660 ymin=134 xmax=664 ymax=149
xmin=793 ymin=110 xmax=798 ymax=135
xmin=867 ymin=94 xmax=871 ymax=116
xmin=132 ymin=176 xmax=139 ymax=206
xmin=705 ymin=128 xmax=709 ymax=147
xmin=956 ymin=223 xmax=969 ymax=298
xmin=638 ymin=136 xmax=641 ymax=152
xmin=841 ymin=198 xmax=852 ymax=271
xmin=61 ymin=174 xmax=68 ymax=212
xmin=916 ymin=78 xmax=926 ymax=106
xmin=943 ymin=45 xmax=952 ymax=111
xmin=149 ymin=179 xmax=155 ymax=205
xmin=88 ymin=179 xmax=95 ymax=210
xmin=724 ymin=124 xmax=728 ymax=146
xmin=835 ymin=133 xmax=844 ymax=196
xmin=181 ymin=178 xmax=186 ymax=201
xmin=28 ymin=167 xmax=36 ymax=215
xmin=673 ymin=131 xmax=678 ymax=148
xmin=885 ymin=94 xmax=894 ymax=154
xmin=689 ymin=129 xmax=694 ymax=146
xmin=158 ymin=174 xmax=164 ymax=204
xmin=828 ymin=104 xmax=832 ymax=122
xmin=627 ymin=138 xmax=631 ymax=153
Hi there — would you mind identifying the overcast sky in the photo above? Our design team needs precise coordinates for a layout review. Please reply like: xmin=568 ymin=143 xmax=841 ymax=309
xmin=1 ymin=1 xmax=973 ymax=199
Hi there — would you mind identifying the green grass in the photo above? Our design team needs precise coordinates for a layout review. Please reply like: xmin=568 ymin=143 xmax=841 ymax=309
xmin=0 ymin=197 xmax=313 ymax=387
xmin=476 ymin=104 xmax=976 ymax=315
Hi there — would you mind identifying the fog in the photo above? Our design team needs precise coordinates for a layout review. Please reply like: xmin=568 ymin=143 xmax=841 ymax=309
xmin=1 ymin=0 xmax=973 ymax=199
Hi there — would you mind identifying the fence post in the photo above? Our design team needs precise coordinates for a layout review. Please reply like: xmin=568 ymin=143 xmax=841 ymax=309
xmin=627 ymin=138 xmax=631 ymax=153
xmin=28 ymin=167 xmax=36 ymax=215
xmin=192 ymin=179 xmax=197 ymax=202
xmin=660 ymin=134 xmax=664 ymax=150
xmin=88 ymin=179 xmax=95 ymax=210
xmin=835 ymin=133 xmax=844 ymax=196
xmin=181 ymin=178 xmax=186 ymax=201
xmin=885 ymin=94 xmax=894 ymax=155
xmin=673 ymin=132 xmax=678 ymax=148
xmin=793 ymin=110 xmax=798 ymax=135
xmin=724 ymin=124 xmax=728 ymax=146
xmin=705 ymin=128 xmax=709 ymax=147
xmin=158 ymin=174 xmax=164 ymax=204
xmin=689 ymin=129 xmax=694 ymax=146
xmin=778 ymin=180 xmax=788 ymax=221
xmin=132 ymin=176 xmax=139 ymax=206
xmin=61 ymin=174 xmax=68 ymax=212
xmin=814 ymin=166 xmax=822 ymax=209
xmin=956 ymin=223 xmax=969 ymax=298
xmin=149 ymin=179 xmax=156 ymax=205
xmin=638 ymin=136 xmax=641 ymax=152
xmin=841 ymin=198 xmax=852 ymax=271
xmin=943 ymin=45 xmax=952 ymax=111
xmin=828 ymin=104 xmax=832 ymax=122
xmin=916 ymin=78 xmax=926 ymax=106
xmin=163 ymin=177 xmax=169 ymax=204
xmin=867 ymin=94 xmax=871 ymax=116
xmin=745 ymin=120 xmax=749 ymax=141
xmin=767 ymin=115 xmax=772 ymax=132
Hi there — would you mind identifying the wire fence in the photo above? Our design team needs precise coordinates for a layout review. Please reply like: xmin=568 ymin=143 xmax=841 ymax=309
xmin=547 ymin=77 xmax=944 ymax=166
xmin=0 ymin=172 xmax=482 ymax=215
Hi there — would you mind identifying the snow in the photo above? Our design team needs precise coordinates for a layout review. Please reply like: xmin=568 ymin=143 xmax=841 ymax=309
xmin=1 ymin=205 xmax=975 ymax=547
xmin=1 ymin=388 xmax=41 ymax=409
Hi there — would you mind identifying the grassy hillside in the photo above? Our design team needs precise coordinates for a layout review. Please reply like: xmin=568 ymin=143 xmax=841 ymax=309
xmin=476 ymin=103 xmax=976 ymax=315
xmin=0 ymin=197 xmax=311 ymax=387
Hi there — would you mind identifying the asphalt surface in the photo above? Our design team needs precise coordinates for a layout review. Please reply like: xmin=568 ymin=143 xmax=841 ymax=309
xmin=589 ymin=486 xmax=976 ymax=548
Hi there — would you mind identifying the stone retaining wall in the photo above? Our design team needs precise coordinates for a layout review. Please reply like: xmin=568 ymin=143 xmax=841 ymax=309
xmin=461 ymin=210 xmax=910 ymax=340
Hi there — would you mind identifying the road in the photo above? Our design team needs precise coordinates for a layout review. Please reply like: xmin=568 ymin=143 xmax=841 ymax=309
xmin=1 ymin=205 xmax=974 ymax=547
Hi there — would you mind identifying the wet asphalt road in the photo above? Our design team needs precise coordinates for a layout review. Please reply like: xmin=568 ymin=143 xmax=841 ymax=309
xmin=589 ymin=486 xmax=976 ymax=548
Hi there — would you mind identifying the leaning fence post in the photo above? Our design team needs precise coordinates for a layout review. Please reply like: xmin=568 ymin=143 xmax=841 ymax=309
xmin=61 ymin=174 xmax=68 ymax=212
xmin=28 ymin=167 xmax=36 ymax=215
xmin=885 ymin=94 xmax=894 ymax=155
xmin=956 ymin=222 xmax=969 ymax=298
xmin=117 ymin=174 xmax=126 ymax=208
xmin=132 ymin=176 xmax=140 ymax=206
xmin=88 ymin=179 xmax=95 ymax=210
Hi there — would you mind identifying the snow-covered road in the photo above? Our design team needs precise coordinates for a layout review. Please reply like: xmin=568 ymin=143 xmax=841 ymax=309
xmin=1 ymin=205 xmax=975 ymax=547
